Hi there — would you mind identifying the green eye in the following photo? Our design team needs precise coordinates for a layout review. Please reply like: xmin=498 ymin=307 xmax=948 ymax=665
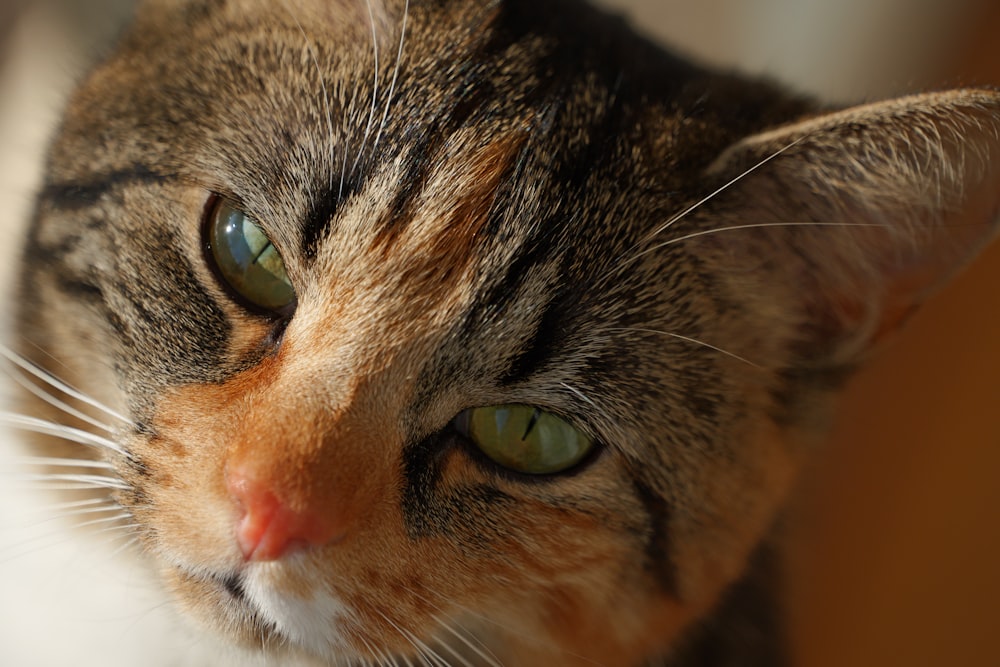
xmin=206 ymin=199 xmax=295 ymax=313
xmin=455 ymin=404 xmax=594 ymax=475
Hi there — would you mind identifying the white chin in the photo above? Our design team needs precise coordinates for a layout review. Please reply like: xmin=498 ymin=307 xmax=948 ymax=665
xmin=242 ymin=563 xmax=352 ymax=659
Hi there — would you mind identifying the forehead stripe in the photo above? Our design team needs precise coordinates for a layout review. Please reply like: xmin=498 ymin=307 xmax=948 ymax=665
xmin=39 ymin=164 xmax=171 ymax=211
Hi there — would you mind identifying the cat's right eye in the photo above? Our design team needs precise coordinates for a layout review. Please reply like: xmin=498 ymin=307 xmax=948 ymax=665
xmin=205 ymin=199 xmax=296 ymax=314
xmin=453 ymin=405 xmax=595 ymax=475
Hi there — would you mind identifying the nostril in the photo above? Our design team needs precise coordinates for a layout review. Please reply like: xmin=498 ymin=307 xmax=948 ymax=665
xmin=226 ymin=465 xmax=342 ymax=562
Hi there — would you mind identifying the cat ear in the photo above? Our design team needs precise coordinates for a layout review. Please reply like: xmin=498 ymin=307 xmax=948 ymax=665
xmin=701 ymin=89 xmax=1000 ymax=366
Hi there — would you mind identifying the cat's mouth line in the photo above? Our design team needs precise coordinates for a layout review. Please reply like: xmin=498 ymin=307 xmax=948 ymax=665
xmin=218 ymin=570 xmax=248 ymax=603
xmin=202 ymin=568 xmax=291 ymax=646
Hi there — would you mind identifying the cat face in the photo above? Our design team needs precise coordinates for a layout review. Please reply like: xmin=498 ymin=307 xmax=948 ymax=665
xmin=16 ymin=0 xmax=1000 ymax=664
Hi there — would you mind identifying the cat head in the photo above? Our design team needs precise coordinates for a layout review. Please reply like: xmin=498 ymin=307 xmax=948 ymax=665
xmin=18 ymin=0 xmax=1000 ymax=664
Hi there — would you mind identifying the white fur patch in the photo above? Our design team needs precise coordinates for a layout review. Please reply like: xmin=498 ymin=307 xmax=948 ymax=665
xmin=243 ymin=564 xmax=351 ymax=658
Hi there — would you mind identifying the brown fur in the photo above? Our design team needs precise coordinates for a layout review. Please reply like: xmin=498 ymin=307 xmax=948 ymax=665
xmin=14 ymin=0 xmax=1000 ymax=665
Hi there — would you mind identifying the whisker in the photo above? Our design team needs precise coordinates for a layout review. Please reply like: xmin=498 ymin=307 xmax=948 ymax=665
xmin=355 ymin=634 xmax=380 ymax=666
xmin=4 ymin=456 xmax=114 ymax=470
xmin=394 ymin=584 xmax=503 ymax=667
xmin=3 ymin=360 xmax=117 ymax=433
xmin=603 ymin=139 xmax=808 ymax=285
xmin=405 ymin=583 xmax=583 ymax=662
xmin=559 ymin=382 xmax=598 ymax=410
xmin=372 ymin=0 xmax=409 ymax=156
xmin=350 ymin=0 xmax=382 ymax=180
xmin=24 ymin=497 xmax=108 ymax=515
xmin=12 ymin=473 xmax=129 ymax=490
xmin=433 ymin=616 xmax=504 ymax=667
xmin=288 ymin=10 xmax=337 ymax=193
xmin=377 ymin=610 xmax=443 ymax=667
xmin=8 ymin=482 xmax=118 ymax=492
xmin=0 ymin=514 xmax=134 ymax=563
xmin=106 ymin=535 xmax=141 ymax=560
xmin=74 ymin=513 xmax=132 ymax=530
xmin=641 ymin=137 xmax=805 ymax=244
xmin=606 ymin=327 xmax=760 ymax=368
xmin=0 ymin=342 xmax=132 ymax=426
xmin=633 ymin=220 xmax=887 ymax=260
xmin=5 ymin=496 xmax=122 ymax=533
xmin=50 ymin=502 xmax=122 ymax=517
xmin=429 ymin=621 xmax=478 ymax=667
xmin=0 ymin=411 xmax=127 ymax=455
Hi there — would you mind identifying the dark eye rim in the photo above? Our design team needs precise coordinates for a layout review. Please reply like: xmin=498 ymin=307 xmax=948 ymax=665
xmin=201 ymin=194 xmax=298 ymax=321
xmin=449 ymin=405 xmax=605 ymax=481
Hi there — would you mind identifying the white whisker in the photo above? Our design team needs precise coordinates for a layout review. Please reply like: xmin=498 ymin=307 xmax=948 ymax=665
xmin=106 ymin=535 xmax=141 ymax=559
xmin=4 ymin=456 xmax=113 ymax=470
xmin=642 ymin=137 xmax=805 ymax=243
xmin=0 ymin=513 xmax=134 ymax=563
xmin=433 ymin=616 xmax=504 ymax=667
xmin=0 ymin=343 xmax=131 ymax=426
xmin=395 ymin=583 xmax=503 ymax=667
xmin=429 ymin=621 xmax=478 ymax=667
xmin=74 ymin=513 xmax=132 ymax=529
xmin=25 ymin=497 xmax=108 ymax=514
xmin=8 ymin=482 xmax=116 ymax=492
xmin=0 ymin=411 xmax=126 ymax=455
xmin=32 ymin=504 xmax=124 ymax=526
xmin=559 ymin=382 xmax=598 ymax=410
xmin=7 ymin=498 xmax=121 ymax=532
xmin=607 ymin=327 xmax=760 ymax=368
xmin=377 ymin=611 xmax=443 ymax=667
xmin=603 ymin=139 xmax=809 ymax=285
xmin=350 ymin=0 xmax=382 ymax=179
xmin=633 ymin=220 xmax=886 ymax=260
xmin=3 ymin=360 xmax=117 ymax=433
xmin=288 ymin=11 xmax=337 ymax=193
xmin=12 ymin=473 xmax=129 ymax=490
xmin=372 ymin=0 xmax=409 ymax=156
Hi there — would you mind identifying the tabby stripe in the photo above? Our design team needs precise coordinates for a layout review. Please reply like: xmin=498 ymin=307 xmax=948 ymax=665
xmin=630 ymin=477 xmax=678 ymax=595
xmin=39 ymin=165 xmax=171 ymax=211
xmin=400 ymin=431 xmax=450 ymax=539
xmin=500 ymin=285 xmax=575 ymax=386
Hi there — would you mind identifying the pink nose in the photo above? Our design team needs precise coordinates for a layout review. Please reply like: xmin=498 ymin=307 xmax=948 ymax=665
xmin=226 ymin=465 xmax=342 ymax=561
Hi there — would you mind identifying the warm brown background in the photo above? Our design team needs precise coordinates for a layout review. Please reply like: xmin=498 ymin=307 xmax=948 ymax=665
xmin=791 ymin=2 xmax=1000 ymax=665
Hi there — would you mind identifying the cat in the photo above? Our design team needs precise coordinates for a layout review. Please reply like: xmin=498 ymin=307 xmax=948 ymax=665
xmin=4 ymin=0 xmax=1000 ymax=665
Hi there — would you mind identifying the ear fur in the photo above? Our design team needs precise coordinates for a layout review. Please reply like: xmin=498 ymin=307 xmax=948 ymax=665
xmin=702 ymin=89 xmax=1000 ymax=366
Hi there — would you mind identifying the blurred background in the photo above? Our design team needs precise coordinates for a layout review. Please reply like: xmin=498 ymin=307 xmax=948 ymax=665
xmin=1 ymin=1 xmax=999 ymax=665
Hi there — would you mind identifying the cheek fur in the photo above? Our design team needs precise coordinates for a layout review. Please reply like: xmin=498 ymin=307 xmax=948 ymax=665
xmin=123 ymin=329 xmax=715 ymax=664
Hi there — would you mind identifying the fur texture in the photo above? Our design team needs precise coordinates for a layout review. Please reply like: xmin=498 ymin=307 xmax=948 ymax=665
xmin=11 ymin=0 xmax=1000 ymax=665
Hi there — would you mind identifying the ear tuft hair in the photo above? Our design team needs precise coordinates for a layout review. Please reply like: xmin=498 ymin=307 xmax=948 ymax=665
xmin=704 ymin=89 xmax=1000 ymax=365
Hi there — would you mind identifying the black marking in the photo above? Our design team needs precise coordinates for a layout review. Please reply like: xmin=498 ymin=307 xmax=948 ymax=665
xmin=220 ymin=573 xmax=247 ymax=603
xmin=500 ymin=285 xmax=575 ymax=386
xmin=299 ymin=184 xmax=350 ymax=259
xmin=400 ymin=432 xmax=452 ymax=539
xmin=400 ymin=430 xmax=526 ymax=545
xmin=39 ymin=165 xmax=170 ymax=211
xmin=631 ymin=477 xmax=678 ymax=595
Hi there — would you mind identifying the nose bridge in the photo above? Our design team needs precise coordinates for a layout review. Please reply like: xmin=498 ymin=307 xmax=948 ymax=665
xmin=220 ymin=338 xmax=401 ymax=554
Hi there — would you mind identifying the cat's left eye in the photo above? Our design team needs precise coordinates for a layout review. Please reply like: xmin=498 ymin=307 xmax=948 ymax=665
xmin=454 ymin=405 xmax=595 ymax=475
xmin=205 ymin=199 xmax=296 ymax=314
